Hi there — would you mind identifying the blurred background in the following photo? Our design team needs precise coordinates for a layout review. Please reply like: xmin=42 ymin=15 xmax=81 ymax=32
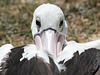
xmin=0 ymin=0 xmax=100 ymax=47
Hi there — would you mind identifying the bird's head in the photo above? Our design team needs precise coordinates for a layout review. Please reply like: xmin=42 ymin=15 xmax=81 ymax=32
xmin=31 ymin=4 xmax=68 ymax=58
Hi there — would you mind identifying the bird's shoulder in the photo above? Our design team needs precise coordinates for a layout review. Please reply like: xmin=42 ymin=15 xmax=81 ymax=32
xmin=61 ymin=48 xmax=100 ymax=75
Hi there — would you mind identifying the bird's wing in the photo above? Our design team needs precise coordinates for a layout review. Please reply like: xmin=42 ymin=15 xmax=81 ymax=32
xmin=60 ymin=48 xmax=100 ymax=75
xmin=57 ymin=40 xmax=100 ymax=63
xmin=0 ymin=44 xmax=13 ymax=74
xmin=0 ymin=44 xmax=13 ymax=65
xmin=0 ymin=44 xmax=60 ymax=75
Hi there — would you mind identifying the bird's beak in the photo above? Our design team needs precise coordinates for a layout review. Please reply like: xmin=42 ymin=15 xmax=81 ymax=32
xmin=34 ymin=29 xmax=64 ymax=58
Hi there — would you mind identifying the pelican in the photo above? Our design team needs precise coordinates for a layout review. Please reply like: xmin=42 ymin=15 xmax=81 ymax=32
xmin=0 ymin=4 xmax=100 ymax=75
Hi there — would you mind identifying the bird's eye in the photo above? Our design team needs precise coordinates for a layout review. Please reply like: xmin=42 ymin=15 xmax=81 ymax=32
xmin=59 ymin=19 xmax=63 ymax=31
xmin=36 ymin=17 xmax=41 ymax=31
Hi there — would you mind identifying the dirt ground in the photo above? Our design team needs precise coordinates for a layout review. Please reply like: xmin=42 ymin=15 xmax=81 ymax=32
xmin=0 ymin=0 xmax=100 ymax=47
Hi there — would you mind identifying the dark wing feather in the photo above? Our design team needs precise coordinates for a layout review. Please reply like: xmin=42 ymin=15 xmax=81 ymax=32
xmin=61 ymin=48 xmax=100 ymax=75
xmin=0 ymin=46 xmax=59 ymax=75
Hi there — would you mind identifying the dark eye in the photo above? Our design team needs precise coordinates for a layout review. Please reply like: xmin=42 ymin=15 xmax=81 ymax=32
xmin=36 ymin=19 xmax=41 ymax=27
xmin=59 ymin=20 xmax=63 ymax=27
xmin=59 ymin=20 xmax=63 ymax=31
xmin=36 ymin=17 xmax=41 ymax=31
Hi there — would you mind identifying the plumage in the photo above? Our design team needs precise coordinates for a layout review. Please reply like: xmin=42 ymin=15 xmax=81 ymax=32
xmin=60 ymin=48 xmax=100 ymax=75
xmin=0 ymin=44 xmax=13 ymax=64
xmin=57 ymin=40 xmax=100 ymax=63
xmin=0 ymin=45 xmax=59 ymax=75
xmin=0 ymin=3 xmax=100 ymax=75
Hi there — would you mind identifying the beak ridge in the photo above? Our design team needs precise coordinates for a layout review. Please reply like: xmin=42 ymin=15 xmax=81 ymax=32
xmin=34 ymin=29 xmax=64 ymax=58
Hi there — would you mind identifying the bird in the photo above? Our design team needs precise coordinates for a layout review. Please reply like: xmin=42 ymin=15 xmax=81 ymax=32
xmin=0 ymin=3 xmax=100 ymax=75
